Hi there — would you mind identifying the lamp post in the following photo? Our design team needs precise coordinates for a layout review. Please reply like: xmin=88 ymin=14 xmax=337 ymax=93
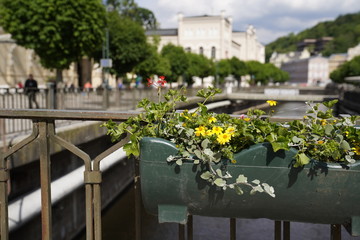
xmin=101 ymin=4 xmax=113 ymax=109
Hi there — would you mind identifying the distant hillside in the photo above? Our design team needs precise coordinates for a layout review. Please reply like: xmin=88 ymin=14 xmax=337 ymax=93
xmin=266 ymin=11 xmax=360 ymax=61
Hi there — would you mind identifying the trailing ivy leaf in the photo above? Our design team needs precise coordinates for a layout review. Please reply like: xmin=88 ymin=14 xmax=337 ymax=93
xmin=193 ymin=160 xmax=200 ymax=164
xmin=252 ymin=179 xmax=260 ymax=185
xmin=262 ymin=183 xmax=276 ymax=198
xmin=214 ymin=178 xmax=226 ymax=187
xmin=123 ymin=142 xmax=139 ymax=157
xmin=340 ymin=140 xmax=351 ymax=150
xmin=325 ymin=124 xmax=334 ymax=136
xmin=236 ymin=174 xmax=247 ymax=183
xmin=203 ymin=148 xmax=214 ymax=158
xmin=292 ymin=136 xmax=303 ymax=144
xmin=294 ymin=153 xmax=310 ymax=167
xmin=200 ymin=171 xmax=213 ymax=180
xmin=213 ymin=152 xmax=222 ymax=163
xmin=176 ymin=159 xmax=183 ymax=166
xmin=194 ymin=150 xmax=202 ymax=159
xmin=201 ymin=139 xmax=210 ymax=149
xmin=216 ymin=169 xmax=223 ymax=178
xmin=234 ymin=186 xmax=244 ymax=195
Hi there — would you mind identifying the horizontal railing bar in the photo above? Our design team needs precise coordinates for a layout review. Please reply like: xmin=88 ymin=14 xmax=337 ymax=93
xmin=0 ymin=109 xmax=303 ymax=122
xmin=0 ymin=109 xmax=139 ymax=121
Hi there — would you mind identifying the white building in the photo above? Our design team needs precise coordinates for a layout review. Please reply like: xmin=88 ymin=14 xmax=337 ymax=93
xmin=146 ymin=11 xmax=265 ymax=63
xmin=281 ymin=56 xmax=329 ymax=86
xmin=269 ymin=49 xmax=311 ymax=68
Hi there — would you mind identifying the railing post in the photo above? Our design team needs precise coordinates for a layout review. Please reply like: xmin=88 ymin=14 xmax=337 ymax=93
xmin=38 ymin=121 xmax=53 ymax=239
xmin=46 ymin=82 xmax=57 ymax=109
xmin=331 ymin=224 xmax=341 ymax=240
xmin=102 ymin=87 xmax=109 ymax=109
xmin=0 ymin=160 xmax=9 ymax=240
xmin=230 ymin=218 xmax=236 ymax=240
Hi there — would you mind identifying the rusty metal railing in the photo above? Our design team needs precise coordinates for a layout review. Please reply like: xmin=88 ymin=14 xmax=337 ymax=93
xmin=0 ymin=109 xmax=136 ymax=240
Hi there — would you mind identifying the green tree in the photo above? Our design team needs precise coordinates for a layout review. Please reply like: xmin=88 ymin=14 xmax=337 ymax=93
xmin=106 ymin=0 xmax=157 ymax=29
xmin=106 ymin=11 xmax=149 ymax=77
xmin=186 ymin=53 xmax=214 ymax=87
xmin=134 ymin=38 xmax=171 ymax=79
xmin=161 ymin=43 xmax=189 ymax=85
xmin=330 ymin=56 xmax=360 ymax=83
xmin=245 ymin=61 xmax=263 ymax=85
xmin=216 ymin=59 xmax=232 ymax=85
xmin=229 ymin=57 xmax=247 ymax=88
xmin=0 ymin=0 xmax=106 ymax=82
xmin=266 ymin=11 xmax=360 ymax=61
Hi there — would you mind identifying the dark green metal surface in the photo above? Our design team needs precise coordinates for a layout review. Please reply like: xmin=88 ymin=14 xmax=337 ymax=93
xmin=140 ymin=137 xmax=360 ymax=236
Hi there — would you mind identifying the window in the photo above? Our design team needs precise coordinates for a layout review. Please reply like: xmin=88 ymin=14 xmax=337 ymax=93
xmin=211 ymin=47 xmax=216 ymax=59
xmin=199 ymin=47 xmax=204 ymax=55
xmin=185 ymin=47 xmax=191 ymax=53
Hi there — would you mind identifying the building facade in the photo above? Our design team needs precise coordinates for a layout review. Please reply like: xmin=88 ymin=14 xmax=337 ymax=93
xmin=0 ymin=27 xmax=103 ymax=88
xmin=281 ymin=56 xmax=329 ymax=86
xmin=146 ymin=11 xmax=265 ymax=63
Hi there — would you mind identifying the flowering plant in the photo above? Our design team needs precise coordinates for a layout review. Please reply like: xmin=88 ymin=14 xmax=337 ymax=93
xmin=102 ymin=77 xmax=360 ymax=198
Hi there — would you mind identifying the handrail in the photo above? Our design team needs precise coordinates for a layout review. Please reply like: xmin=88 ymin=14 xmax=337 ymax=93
xmin=0 ymin=110 xmax=133 ymax=240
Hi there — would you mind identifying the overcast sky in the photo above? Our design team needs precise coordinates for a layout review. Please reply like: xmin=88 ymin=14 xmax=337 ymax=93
xmin=135 ymin=0 xmax=359 ymax=45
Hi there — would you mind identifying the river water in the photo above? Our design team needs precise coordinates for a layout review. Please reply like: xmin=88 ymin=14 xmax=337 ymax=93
xmin=74 ymin=101 xmax=359 ymax=240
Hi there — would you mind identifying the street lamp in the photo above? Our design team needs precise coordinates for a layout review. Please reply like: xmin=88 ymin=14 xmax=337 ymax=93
xmin=100 ymin=4 xmax=113 ymax=109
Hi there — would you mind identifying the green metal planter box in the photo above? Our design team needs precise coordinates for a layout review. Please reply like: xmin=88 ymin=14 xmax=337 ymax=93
xmin=139 ymin=137 xmax=360 ymax=236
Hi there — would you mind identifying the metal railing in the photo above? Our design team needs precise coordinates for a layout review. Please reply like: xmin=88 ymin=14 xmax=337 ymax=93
xmin=0 ymin=109 xmax=349 ymax=240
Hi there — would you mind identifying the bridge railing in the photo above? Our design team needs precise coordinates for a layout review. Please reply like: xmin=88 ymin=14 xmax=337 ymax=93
xmin=0 ymin=109 xmax=349 ymax=240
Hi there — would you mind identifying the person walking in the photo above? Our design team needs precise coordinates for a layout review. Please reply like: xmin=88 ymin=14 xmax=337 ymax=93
xmin=24 ymin=74 xmax=39 ymax=109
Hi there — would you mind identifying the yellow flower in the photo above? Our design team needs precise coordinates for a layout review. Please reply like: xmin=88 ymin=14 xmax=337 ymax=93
xmin=321 ymin=119 xmax=327 ymax=126
xmin=352 ymin=146 xmax=360 ymax=155
xmin=217 ymin=133 xmax=231 ymax=145
xmin=225 ymin=126 xmax=236 ymax=136
xmin=266 ymin=100 xmax=277 ymax=106
xmin=208 ymin=116 xmax=217 ymax=123
xmin=231 ymin=159 xmax=237 ymax=164
xmin=195 ymin=126 xmax=207 ymax=137
xmin=243 ymin=117 xmax=251 ymax=122
xmin=192 ymin=113 xmax=197 ymax=117
xmin=317 ymin=140 xmax=324 ymax=144
xmin=182 ymin=123 xmax=186 ymax=127
xmin=205 ymin=130 xmax=213 ymax=136
xmin=345 ymin=131 xmax=349 ymax=137
xmin=180 ymin=112 xmax=189 ymax=119
xmin=211 ymin=126 xmax=223 ymax=135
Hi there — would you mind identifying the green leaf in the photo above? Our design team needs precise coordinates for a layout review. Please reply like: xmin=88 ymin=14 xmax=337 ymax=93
xmin=340 ymin=140 xmax=351 ymax=150
xmin=201 ymin=139 xmax=210 ymax=149
xmin=236 ymin=174 xmax=247 ymax=183
xmin=252 ymin=179 xmax=260 ymax=185
xmin=176 ymin=159 xmax=183 ymax=166
xmin=194 ymin=150 xmax=202 ymax=159
xmin=123 ymin=142 xmax=139 ymax=157
xmin=216 ymin=169 xmax=223 ymax=177
xmin=325 ymin=124 xmax=334 ymax=136
xmin=234 ymin=186 xmax=244 ymax=195
xmin=214 ymin=178 xmax=226 ymax=187
xmin=294 ymin=153 xmax=310 ymax=167
xmin=200 ymin=171 xmax=213 ymax=180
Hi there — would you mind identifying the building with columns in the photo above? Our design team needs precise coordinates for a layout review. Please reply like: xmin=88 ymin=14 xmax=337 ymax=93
xmin=146 ymin=11 xmax=265 ymax=63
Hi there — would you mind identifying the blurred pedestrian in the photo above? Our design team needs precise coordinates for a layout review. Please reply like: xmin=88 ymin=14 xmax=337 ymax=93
xmin=24 ymin=74 xmax=39 ymax=109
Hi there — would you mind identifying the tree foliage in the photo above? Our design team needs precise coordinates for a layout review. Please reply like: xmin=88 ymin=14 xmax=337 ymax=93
xmin=266 ymin=11 xmax=360 ymax=61
xmin=134 ymin=37 xmax=171 ymax=79
xmin=106 ymin=0 xmax=157 ymax=29
xmin=0 ymin=0 xmax=106 ymax=73
xmin=161 ymin=43 xmax=189 ymax=83
xmin=330 ymin=56 xmax=360 ymax=83
xmin=186 ymin=53 xmax=214 ymax=86
xmin=106 ymin=11 xmax=149 ymax=77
